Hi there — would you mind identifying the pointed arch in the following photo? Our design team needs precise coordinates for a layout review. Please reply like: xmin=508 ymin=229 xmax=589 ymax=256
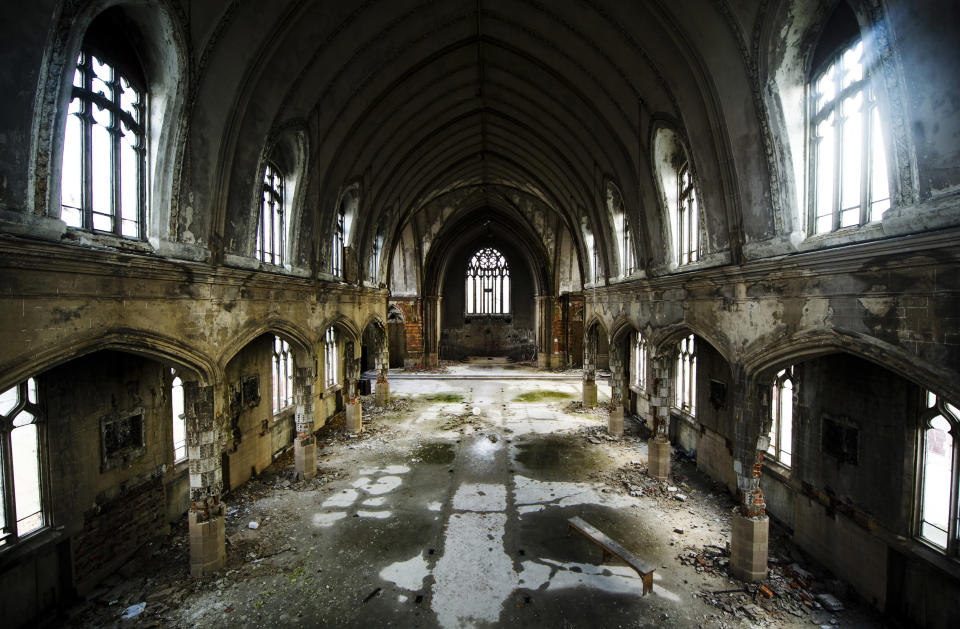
xmin=0 ymin=328 xmax=218 ymax=392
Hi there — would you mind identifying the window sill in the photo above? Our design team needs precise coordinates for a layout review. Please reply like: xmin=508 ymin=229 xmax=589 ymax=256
xmin=762 ymin=458 xmax=792 ymax=482
xmin=63 ymin=226 xmax=155 ymax=254
xmin=670 ymin=408 xmax=697 ymax=426
xmin=870 ymin=528 xmax=960 ymax=581
xmin=628 ymin=384 xmax=649 ymax=397
xmin=0 ymin=527 xmax=63 ymax=569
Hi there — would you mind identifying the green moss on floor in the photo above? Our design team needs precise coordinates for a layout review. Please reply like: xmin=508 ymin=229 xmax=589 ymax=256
xmin=421 ymin=392 xmax=465 ymax=403
xmin=511 ymin=390 xmax=574 ymax=402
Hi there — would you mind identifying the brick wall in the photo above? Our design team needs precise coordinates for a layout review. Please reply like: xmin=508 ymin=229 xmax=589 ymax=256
xmin=72 ymin=476 xmax=165 ymax=594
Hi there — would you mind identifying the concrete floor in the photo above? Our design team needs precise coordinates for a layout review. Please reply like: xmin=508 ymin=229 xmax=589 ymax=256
xmin=70 ymin=367 xmax=894 ymax=628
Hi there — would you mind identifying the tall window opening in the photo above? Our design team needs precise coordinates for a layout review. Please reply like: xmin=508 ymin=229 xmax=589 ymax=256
xmin=633 ymin=331 xmax=648 ymax=391
xmin=170 ymin=371 xmax=186 ymax=463
xmin=674 ymin=334 xmax=697 ymax=416
xmin=809 ymin=3 xmax=889 ymax=235
xmin=466 ymin=247 xmax=510 ymax=315
xmin=272 ymin=336 xmax=294 ymax=414
xmin=622 ymin=215 xmax=635 ymax=276
xmin=369 ymin=235 xmax=381 ymax=284
xmin=332 ymin=209 xmax=345 ymax=278
xmin=1 ymin=378 xmax=45 ymax=545
xmin=917 ymin=391 xmax=959 ymax=555
xmin=767 ymin=366 xmax=795 ymax=467
xmin=324 ymin=327 xmax=340 ymax=388
xmin=677 ymin=164 xmax=699 ymax=265
xmin=256 ymin=162 xmax=285 ymax=265
xmin=61 ymin=46 xmax=145 ymax=238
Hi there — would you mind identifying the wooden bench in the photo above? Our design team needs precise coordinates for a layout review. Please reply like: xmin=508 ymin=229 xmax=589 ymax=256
xmin=567 ymin=516 xmax=655 ymax=595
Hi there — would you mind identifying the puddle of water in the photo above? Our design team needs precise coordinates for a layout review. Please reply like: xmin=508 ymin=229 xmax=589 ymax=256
xmin=414 ymin=442 xmax=456 ymax=465
xmin=513 ymin=475 xmax=638 ymax=513
xmin=384 ymin=464 xmax=411 ymax=474
xmin=357 ymin=510 xmax=392 ymax=519
xmin=512 ymin=436 xmax=597 ymax=473
xmin=362 ymin=497 xmax=386 ymax=507
xmin=380 ymin=552 xmax=431 ymax=591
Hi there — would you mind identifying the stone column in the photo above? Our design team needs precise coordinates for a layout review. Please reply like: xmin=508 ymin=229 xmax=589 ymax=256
xmin=582 ymin=325 xmax=598 ymax=407
xmin=184 ymin=381 xmax=225 ymax=577
xmin=344 ymin=342 xmax=363 ymax=433
xmin=729 ymin=371 xmax=770 ymax=582
xmin=647 ymin=351 xmax=672 ymax=481
xmin=294 ymin=365 xmax=316 ymax=479
xmin=535 ymin=295 xmax=556 ymax=369
xmin=375 ymin=328 xmax=390 ymax=406
xmin=608 ymin=339 xmax=624 ymax=437
xmin=422 ymin=296 xmax=441 ymax=367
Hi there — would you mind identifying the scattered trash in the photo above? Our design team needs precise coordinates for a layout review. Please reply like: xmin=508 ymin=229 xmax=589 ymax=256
xmin=248 ymin=521 xmax=260 ymax=530
xmin=120 ymin=602 xmax=145 ymax=620
xmin=816 ymin=592 xmax=845 ymax=611
xmin=363 ymin=587 xmax=382 ymax=603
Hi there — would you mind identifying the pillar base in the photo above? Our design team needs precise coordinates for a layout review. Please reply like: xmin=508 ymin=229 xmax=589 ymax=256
xmin=189 ymin=509 xmax=225 ymax=577
xmin=345 ymin=401 xmax=363 ymax=433
xmin=730 ymin=514 xmax=769 ymax=581
xmin=647 ymin=437 xmax=671 ymax=481
xmin=375 ymin=380 xmax=390 ymax=406
xmin=608 ymin=406 xmax=624 ymax=437
xmin=294 ymin=437 xmax=316 ymax=479
xmin=582 ymin=381 xmax=598 ymax=408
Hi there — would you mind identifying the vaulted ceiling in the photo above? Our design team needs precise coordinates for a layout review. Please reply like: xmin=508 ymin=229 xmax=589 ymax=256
xmin=181 ymin=0 xmax=771 ymax=285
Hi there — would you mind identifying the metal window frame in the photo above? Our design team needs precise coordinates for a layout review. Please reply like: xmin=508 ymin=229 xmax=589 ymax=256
xmin=677 ymin=164 xmax=699 ymax=266
xmin=915 ymin=393 xmax=960 ymax=557
xmin=768 ymin=366 xmax=796 ymax=467
xmin=0 ymin=379 xmax=49 ymax=548
xmin=332 ymin=211 xmax=345 ymax=278
xmin=808 ymin=38 xmax=888 ymax=235
xmin=465 ymin=247 xmax=510 ymax=316
xmin=63 ymin=48 xmax=146 ymax=239
xmin=257 ymin=161 xmax=285 ymax=265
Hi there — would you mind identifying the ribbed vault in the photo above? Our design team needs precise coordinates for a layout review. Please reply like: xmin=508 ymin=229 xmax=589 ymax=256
xmin=182 ymin=0 xmax=769 ymax=288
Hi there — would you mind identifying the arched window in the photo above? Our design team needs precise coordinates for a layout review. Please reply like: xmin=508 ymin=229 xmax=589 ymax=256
xmin=1 ymin=378 xmax=45 ymax=543
xmin=332 ymin=208 xmax=345 ymax=278
xmin=917 ymin=391 xmax=959 ymax=555
xmin=170 ymin=371 xmax=186 ymax=463
xmin=256 ymin=162 xmax=285 ymax=265
xmin=633 ymin=331 xmax=648 ymax=391
xmin=606 ymin=182 xmax=635 ymax=277
xmin=674 ymin=334 xmax=697 ymax=416
xmin=809 ymin=2 xmax=889 ymax=235
xmin=61 ymin=42 xmax=145 ymax=238
xmin=324 ymin=327 xmax=340 ymax=388
xmin=272 ymin=336 xmax=294 ymax=414
xmin=677 ymin=163 xmax=699 ymax=265
xmin=466 ymin=247 xmax=510 ymax=315
xmin=767 ymin=366 xmax=795 ymax=467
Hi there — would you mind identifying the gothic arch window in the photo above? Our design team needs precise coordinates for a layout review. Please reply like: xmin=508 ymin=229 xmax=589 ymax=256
xmin=332 ymin=208 xmax=345 ymax=278
xmin=674 ymin=334 xmax=697 ymax=416
xmin=917 ymin=391 xmax=959 ymax=555
xmin=809 ymin=2 xmax=890 ymax=235
xmin=633 ymin=331 xmax=648 ymax=391
xmin=677 ymin=162 xmax=699 ymax=266
xmin=170 ymin=370 xmax=186 ymax=463
xmin=1 ymin=378 xmax=46 ymax=544
xmin=256 ymin=162 xmax=285 ymax=265
xmin=324 ymin=327 xmax=340 ymax=388
xmin=61 ymin=36 xmax=146 ymax=239
xmin=466 ymin=247 xmax=510 ymax=315
xmin=272 ymin=336 xmax=294 ymax=414
xmin=767 ymin=366 xmax=796 ymax=467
